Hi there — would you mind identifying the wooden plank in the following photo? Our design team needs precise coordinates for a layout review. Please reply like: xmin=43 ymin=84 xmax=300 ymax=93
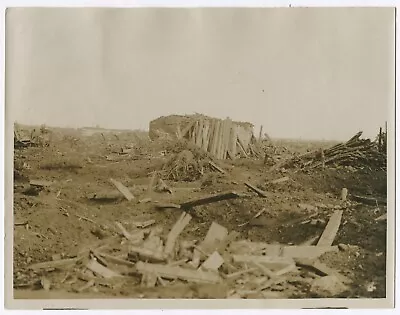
xmin=176 ymin=124 xmax=182 ymax=139
xmin=375 ymin=213 xmax=387 ymax=221
xmin=199 ymin=251 xmax=224 ymax=271
xmin=85 ymin=259 xmax=122 ymax=279
xmin=232 ymin=255 xmax=295 ymax=271
xmin=213 ymin=120 xmax=221 ymax=158
xmin=236 ymin=138 xmax=248 ymax=157
xmin=180 ymin=191 xmax=242 ymax=209
xmin=211 ymin=120 xmax=220 ymax=157
xmin=317 ymin=210 xmax=343 ymax=246
xmin=191 ymin=222 xmax=229 ymax=268
xmin=203 ymin=120 xmax=209 ymax=150
xmin=109 ymin=178 xmax=135 ymax=201
xmin=28 ymin=257 xmax=81 ymax=271
xmin=228 ymin=241 xmax=281 ymax=256
xmin=191 ymin=121 xmax=199 ymax=145
xmin=154 ymin=203 xmax=181 ymax=209
xmin=196 ymin=118 xmax=204 ymax=147
xmin=281 ymin=245 xmax=339 ymax=259
xmin=207 ymin=120 xmax=216 ymax=153
xmin=95 ymin=252 xmax=136 ymax=267
xmin=209 ymin=161 xmax=225 ymax=174
xmin=218 ymin=119 xmax=226 ymax=159
xmin=244 ymin=182 xmax=268 ymax=198
xmin=220 ymin=119 xmax=228 ymax=159
xmin=228 ymin=124 xmax=237 ymax=158
xmin=202 ymin=121 xmax=210 ymax=151
xmin=29 ymin=180 xmax=54 ymax=187
xmin=181 ymin=120 xmax=196 ymax=139
xmin=135 ymin=261 xmax=221 ymax=284
xmin=164 ymin=212 xmax=192 ymax=257
xmin=223 ymin=119 xmax=232 ymax=159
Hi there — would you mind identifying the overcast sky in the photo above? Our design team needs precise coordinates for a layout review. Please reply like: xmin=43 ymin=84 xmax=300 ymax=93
xmin=6 ymin=8 xmax=394 ymax=141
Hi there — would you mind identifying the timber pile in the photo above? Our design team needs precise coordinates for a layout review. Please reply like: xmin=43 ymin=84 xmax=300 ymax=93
xmin=271 ymin=132 xmax=387 ymax=171
xmin=21 ymin=209 xmax=351 ymax=298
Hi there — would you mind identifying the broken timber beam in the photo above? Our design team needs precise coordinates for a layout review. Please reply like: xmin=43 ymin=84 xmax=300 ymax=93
xmin=209 ymin=161 xmax=226 ymax=174
xmin=317 ymin=210 xmax=343 ymax=247
xmin=232 ymin=255 xmax=294 ymax=271
xmin=28 ymin=257 xmax=82 ymax=271
xmin=244 ymin=182 xmax=268 ymax=198
xmin=109 ymin=178 xmax=135 ymax=201
xmin=180 ymin=191 xmax=242 ymax=209
xmin=154 ymin=203 xmax=181 ymax=210
xmin=135 ymin=261 xmax=221 ymax=284
xmin=164 ymin=212 xmax=192 ymax=257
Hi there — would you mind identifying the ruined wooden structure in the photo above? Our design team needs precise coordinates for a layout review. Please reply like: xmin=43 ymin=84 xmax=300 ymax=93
xmin=149 ymin=114 xmax=257 ymax=159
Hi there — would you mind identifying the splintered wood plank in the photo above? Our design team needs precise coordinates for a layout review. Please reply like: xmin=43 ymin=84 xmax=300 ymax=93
xmin=180 ymin=191 xmax=242 ymax=209
xmin=86 ymin=259 xmax=122 ymax=279
xmin=109 ymin=178 xmax=135 ymax=201
xmin=164 ymin=212 xmax=192 ymax=257
xmin=244 ymin=182 xmax=268 ymax=198
xmin=317 ymin=210 xmax=343 ymax=246
xmin=281 ymin=245 xmax=338 ymax=259
xmin=135 ymin=261 xmax=221 ymax=284
xmin=28 ymin=257 xmax=82 ymax=271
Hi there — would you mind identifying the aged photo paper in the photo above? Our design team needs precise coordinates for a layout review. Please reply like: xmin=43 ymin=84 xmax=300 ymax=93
xmin=3 ymin=5 xmax=396 ymax=310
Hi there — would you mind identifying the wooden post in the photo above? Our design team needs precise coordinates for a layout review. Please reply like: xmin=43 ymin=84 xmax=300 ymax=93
xmin=378 ymin=127 xmax=382 ymax=152
xmin=258 ymin=125 xmax=263 ymax=142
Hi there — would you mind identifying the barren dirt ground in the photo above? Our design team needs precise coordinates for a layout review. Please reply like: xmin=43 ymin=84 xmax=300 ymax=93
xmin=12 ymin=129 xmax=387 ymax=299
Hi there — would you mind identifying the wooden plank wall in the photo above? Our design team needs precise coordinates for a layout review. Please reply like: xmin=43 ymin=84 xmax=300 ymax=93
xmin=185 ymin=117 xmax=250 ymax=159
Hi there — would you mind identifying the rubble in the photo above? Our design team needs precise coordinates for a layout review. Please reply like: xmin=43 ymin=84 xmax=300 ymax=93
xmin=12 ymin=122 xmax=387 ymax=299
xmin=271 ymin=131 xmax=387 ymax=172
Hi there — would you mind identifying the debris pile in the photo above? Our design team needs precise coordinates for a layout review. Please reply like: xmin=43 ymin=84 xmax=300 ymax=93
xmin=271 ymin=132 xmax=387 ymax=172
xmin=21 ymin=206 xmax=352 ymax=298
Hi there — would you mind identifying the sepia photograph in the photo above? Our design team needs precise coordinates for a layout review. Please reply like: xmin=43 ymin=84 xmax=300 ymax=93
xmin=4 ymin=5 xmax=395 ymax=309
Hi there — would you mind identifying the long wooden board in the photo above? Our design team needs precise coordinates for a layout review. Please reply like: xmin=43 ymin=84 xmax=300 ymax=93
xmin=135 ymin=261 xmax=221 ymax=283
xmin=109 ymin=178 xmax=135 ymax=201
xmin=180 ymin=191 xmax=242 ymax=209
xmin=317 ymin=210 xmax=343 ymax=246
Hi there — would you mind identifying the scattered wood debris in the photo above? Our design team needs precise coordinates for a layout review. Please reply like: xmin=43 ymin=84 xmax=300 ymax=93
xmin=109 ymin=178 xmax=135 ymax=201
